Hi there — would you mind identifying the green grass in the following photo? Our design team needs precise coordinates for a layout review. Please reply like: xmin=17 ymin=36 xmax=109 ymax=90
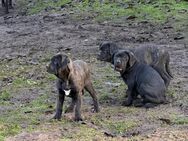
xmin=166 ymin=88 xmax=176 ymax=99
xmin=0 ymin=90 xmax=52 ymax=139
xmin=172 ymin=115 xmax=188 ymax=125
xmin=91 ymin=115 xmax=138 ymax=135
xmin=92 ymin=62 xmax=126 ymax=104
xmin=27 ymin=0 xmax=71 ymax=14
xmin=17 ymin=0 xmax=188 ymax=27
xmin=88 ymin=107 xmax=140 ymax=136
xmin=0 ymin=90 xmax=11 ymax=101
xmin=0 ymin=59 xmax=55 ymax=140
xmin=62 ymin=124 xmax=104 ymax=140
xmin=0 ymin=123 xmax=20 ymax=141
xmin=107 ymin=120 xmax=137 ymax=134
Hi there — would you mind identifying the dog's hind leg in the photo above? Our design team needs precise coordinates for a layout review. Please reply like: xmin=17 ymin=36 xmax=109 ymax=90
xmin=75 ymin=92 xmax=83 ymax=121
xmin=133 ymin=98 xmax=144 ymax=107
xmin=142 ymin=94 xmax=165 ymax=108
xmin=85 ymin=81 xmax=100 ymax=112
xmin=154 ymin=50 xmax=172 ymax=87
xmin=143 ymin=103 xmax=158 ymax=108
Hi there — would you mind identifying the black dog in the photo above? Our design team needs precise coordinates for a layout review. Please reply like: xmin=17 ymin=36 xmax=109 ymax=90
xmin=98 ymin=42 xmax=173 ymax=87
xmin=46 ymin=54 xmax=100 ymax=121
xmin=113 ymin=50 xmax=167 ymax=108
xmin=2 ymin=0 xmax=12 ymax=13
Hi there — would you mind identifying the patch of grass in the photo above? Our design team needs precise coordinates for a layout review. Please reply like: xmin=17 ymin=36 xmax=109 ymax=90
xmin=27 ymin=0 xmax=71 ymax=14
xmin=0 ymin=90 xmax=11 ymax=101
xmin=29 ymin=94 xmax=50 ymax=112
xmin=91 ymin=116 xmax=138 ymax=135
xmin=16 ymin=0 xmax=188 ymax=25
xmin=0 ymin=123 xmax=21 ymax=140
xmin=65 ymin=124 xmax=103 ymax=140
xmin=12 ymin=77 xmax=38 ymax=88
xmin=0 ymin=89 xmax=53 ymax=139
xmin=92 ymin=62 xmax=126 ymax=104
xmin=172 ymin=116 xmax=188 ymax=125
xmin=71 ymin=0 xmax=188 ymax=24
xmin=99 ymin=91 xmax=112 ymax=102
xmin=102 ymin=107 xmax=139 ymax=115
xmin=166 ymin=88 xmax=176 ymax=99
xmin=88 ymin=107 xmax=140 ymax=135
xmin=136 ymin=4 xmax=166 ymax=22
xmin=107 ymin=120 xmax=137 ymax=134
xmin=46 ymin=74 xmax=56 ymax=81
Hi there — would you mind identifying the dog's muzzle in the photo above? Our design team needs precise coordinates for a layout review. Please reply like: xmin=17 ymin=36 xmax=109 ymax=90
xmin=114 ymin=65 xmax=123 ymax=72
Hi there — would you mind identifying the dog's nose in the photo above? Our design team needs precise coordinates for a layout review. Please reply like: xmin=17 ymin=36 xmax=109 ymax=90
xmin=116 ymin=59 xmax=121 ymax=64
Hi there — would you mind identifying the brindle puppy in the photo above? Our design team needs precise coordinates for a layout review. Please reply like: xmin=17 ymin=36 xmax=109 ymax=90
xmin=98 ymin=42 xmax=173 ymax=87
xmin=113 ymin=50 xmax=167 ymax=108
xmin=47 ymin=54 xmax=100 ymax=121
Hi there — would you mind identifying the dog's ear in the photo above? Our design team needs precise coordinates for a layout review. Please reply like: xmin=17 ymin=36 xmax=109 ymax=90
xmin=99 ymin=41 xmax=110 ymax=50
xmin=55 ymin=53 xmax=63 ymax=62
xmin=54 ymin=53 xmax=70 ymax=69
xmin=65 ymin=56 xmax=73 ymax=72
xmin=109 ymin=42 xmax=120 ymax=64
xmin=99 ymin=42 xmax=104 ymax=50
xmin=126 ymin=51 xmax=136 ymax=68
xmin=109 ymin=42 xmax=121 ymax=56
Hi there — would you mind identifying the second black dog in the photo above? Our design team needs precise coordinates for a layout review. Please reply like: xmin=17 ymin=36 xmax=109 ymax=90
xmin=113 ymin=50 xmax=167 ymax=108
xmin=98 ymin=42 xmax=173 ymax=87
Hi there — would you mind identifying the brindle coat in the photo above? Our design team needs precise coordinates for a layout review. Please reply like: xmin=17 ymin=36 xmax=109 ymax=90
xmin=47 ymin=54 xmax=100 ymax=121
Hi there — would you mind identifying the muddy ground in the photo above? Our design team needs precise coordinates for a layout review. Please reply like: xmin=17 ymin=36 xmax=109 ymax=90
xmin=0 ymin=3 xmax=188 ymax=141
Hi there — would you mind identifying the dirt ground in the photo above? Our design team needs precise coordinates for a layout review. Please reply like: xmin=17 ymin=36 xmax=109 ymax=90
xmin=0 ymin=3 xmax=188 ymax=141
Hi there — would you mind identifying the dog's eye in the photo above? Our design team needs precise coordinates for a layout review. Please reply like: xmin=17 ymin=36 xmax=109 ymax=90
xmin=54 ymin=61 xmax=60 ymax=67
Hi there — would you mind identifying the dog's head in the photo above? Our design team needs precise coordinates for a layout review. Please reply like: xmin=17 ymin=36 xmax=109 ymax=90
xmin=113 ymin=50 xmax=137 ymax=73
xmin=46 ymin=53 xmax=72 ymax=80
xmin=97 ymin=41 xmax=120 ymax=63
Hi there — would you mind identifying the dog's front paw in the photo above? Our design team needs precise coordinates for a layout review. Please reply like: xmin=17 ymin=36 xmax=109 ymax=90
xmin=133 ymin=99 xmax=144 ymax=107
xmin=74 ymin=117 xmax=83 ymax=122
xmin=53 ymin=113 xmax=62 ymax=120
xmin=91 ymin=107 xmax=100 ymax=113
xmin=144 ymin=103 xmax=157 ymax=108
xmin=122 ymin=100 xmax=132 ymax=106
xmin=95 ymin=107 xmax=100 ymax=113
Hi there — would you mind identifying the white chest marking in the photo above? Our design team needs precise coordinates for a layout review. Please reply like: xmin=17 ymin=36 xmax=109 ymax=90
xmin=64 ymin=89 xmax=71 ymax=96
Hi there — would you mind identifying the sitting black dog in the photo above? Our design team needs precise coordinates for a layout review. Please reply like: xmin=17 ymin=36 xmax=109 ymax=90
xmin=113 ymin=50 xmax=167 ymax=108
